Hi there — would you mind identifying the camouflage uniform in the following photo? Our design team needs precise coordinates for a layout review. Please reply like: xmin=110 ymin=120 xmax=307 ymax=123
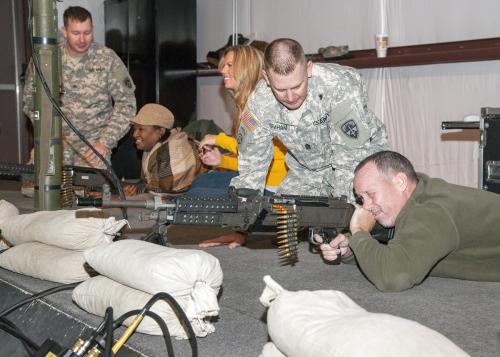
xmin=23 ymin=42 xmax=136 ymax=168
xmin=231 ymin=63 xmax=389 ymax=200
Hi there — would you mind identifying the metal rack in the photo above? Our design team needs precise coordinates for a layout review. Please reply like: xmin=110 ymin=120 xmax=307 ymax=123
xmin=442 ymin=107 xmax=500 ymax=194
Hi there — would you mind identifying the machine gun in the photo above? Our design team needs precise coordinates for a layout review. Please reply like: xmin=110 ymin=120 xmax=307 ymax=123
xmin=77 ymin=188 xmax=355 ymax=264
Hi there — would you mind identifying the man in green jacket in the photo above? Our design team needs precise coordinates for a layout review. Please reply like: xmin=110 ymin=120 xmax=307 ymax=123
xmin=318 ymin=150 xmax=500 ymax=292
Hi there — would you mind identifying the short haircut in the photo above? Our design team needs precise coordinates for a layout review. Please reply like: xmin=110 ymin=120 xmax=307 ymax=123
xmin=355 ymin=151 xmax=418 ymax=182
xmin=264 ymin=38 xmax=306 ymax=75
xmin=63 ymin=6 xmax=92 ymax=27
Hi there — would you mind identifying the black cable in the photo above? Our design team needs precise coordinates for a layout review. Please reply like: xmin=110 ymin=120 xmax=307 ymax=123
xmin=103 ymin=307 xmax=113 ymax=357
xmin=0 ymin=317 xmax=39 ymax=356
xmin=0 ymin=282 xmax=78 ymax=318
xmin=26 ymin=0 xmax=128 ymax=219
xmin=142 ymin=292 xmax=197 ymax=357
xmin=146 ymin=292 xmax=197 ymax=356
xmin=114 ymin=309 xmax=175 ymax=357
xmin=112 ymin=292 xmax=198 ymax=357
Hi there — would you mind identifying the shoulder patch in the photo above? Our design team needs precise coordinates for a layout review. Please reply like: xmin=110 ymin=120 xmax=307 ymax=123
xmin=341 ymin=119 xmax=359 ymax=139
xmin=241 ymin=109 xmax=260 ymax=131
xmin=124 ymin=77 xmax=133 ymax=89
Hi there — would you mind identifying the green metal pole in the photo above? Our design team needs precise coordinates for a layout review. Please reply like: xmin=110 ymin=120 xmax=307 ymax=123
xmin=32 ymin=0 xmax=62 ymax=210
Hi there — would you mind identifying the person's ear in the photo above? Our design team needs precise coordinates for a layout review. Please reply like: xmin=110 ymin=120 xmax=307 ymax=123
xmin=263 ymin=70 xmax=270 ymax=86
xmin=158 ymin=127 xmax=166 ymax=137
xmin=393 ymin=172 xmax=408 ymax=192
xmin=306 ymin=60 xmax=313 ymax=78
xmin=61 ymin=26 xmax=68 ymax=39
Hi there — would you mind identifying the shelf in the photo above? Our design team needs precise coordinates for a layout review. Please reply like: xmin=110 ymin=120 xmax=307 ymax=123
xmin=315 ymin=37 xmax=500 ymax=69
xmin=196 ymin=37 xmax=500 ymax=75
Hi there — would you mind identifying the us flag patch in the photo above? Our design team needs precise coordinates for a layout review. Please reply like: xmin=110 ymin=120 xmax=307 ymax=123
xmin=241 ymin=109 xmax=259 ymax=131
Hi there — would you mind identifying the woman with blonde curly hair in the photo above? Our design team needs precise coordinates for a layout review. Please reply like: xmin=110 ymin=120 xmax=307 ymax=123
xmin=192 ymin=45 xmax=288 ymax=249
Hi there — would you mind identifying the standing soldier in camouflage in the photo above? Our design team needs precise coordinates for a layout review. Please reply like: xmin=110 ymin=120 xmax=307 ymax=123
xmin=23 ymin=6 xmax=136 ymax=169
xmin=231 ymin=38 xmax=389 ymax=200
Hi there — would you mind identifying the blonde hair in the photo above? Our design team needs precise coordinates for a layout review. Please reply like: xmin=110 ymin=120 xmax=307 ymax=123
xmin=218 ymin=45 xmax=264 ymax=135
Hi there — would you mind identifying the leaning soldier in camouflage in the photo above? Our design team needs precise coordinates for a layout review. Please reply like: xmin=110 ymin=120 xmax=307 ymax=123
xmin=23 ymin=6 xmax=136 ymax=169
xmin=231 ymin=38 xmax=389 ymax=201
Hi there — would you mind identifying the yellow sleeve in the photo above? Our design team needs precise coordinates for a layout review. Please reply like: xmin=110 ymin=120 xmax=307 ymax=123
xmin=265 ymin=138 xmax=288 ymax=187
xmin=218 ymin=154 xmax=238 ymax=171
xmin=215 ymin=132 xmax=238 ymax=154
xmin=214 ymin=134 xmax=288 ymax=182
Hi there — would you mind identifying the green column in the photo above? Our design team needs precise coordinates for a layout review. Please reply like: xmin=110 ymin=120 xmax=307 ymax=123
xmin=32 ymin=0 xmax=62 ymax=210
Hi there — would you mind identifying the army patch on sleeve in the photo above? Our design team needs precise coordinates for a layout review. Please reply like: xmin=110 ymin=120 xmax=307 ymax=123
xmin=331 ymin=103 xmax=370 ymax=148
xmin=341 ymin=119 xmax=359 ymax=139
xmin=241 ymin=109 xmax=260 ymax=131
xmin=124 ymin=77 xmax=133 ymax=89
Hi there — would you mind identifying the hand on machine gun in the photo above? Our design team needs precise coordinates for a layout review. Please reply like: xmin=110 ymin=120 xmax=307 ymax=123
xmin=311 ymin=203 xmax=376 ymax=264
xmin=311 ymin=230 xmax=352 ymax=265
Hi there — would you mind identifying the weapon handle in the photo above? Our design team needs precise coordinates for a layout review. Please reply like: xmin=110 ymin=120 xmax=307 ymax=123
xmin=308 ymin=227 xmax=341 ymax=265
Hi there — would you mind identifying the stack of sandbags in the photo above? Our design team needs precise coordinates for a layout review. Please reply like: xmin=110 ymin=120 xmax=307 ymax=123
xmin=0 ymin=202 xmax=127 ymax=283
xmin=0 ymin=200 xmax=18 ymax=250
xmin=72 ymin=239 xmax=223 ymax=339
xmin=259 ymin=275 xmax=469 ymax=357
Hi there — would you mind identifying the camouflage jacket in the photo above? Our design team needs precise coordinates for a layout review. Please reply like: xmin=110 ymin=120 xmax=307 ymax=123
xmin=231 ymin=63 xmax=390 ymax=200
xmin=23 ymin=42 xmax=136 ymax=150
xmin=141 ymin=129 xmax=206 ymax=193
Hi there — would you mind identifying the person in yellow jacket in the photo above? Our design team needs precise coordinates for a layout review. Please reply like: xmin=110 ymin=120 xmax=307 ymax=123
xmin=192 ymin=45 xmax=288 ymax=248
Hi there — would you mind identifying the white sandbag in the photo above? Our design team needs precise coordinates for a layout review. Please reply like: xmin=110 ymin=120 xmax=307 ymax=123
xmin=0 ymin=200 xmax=19 ymax=222
xmin=0 ymin=239 xmax=9 ymax=250
xmin=84 ymin=240 xmax=223 ymax=318
xmin=73 ymin=276 xmax=215 ymax=338
xmin=259 ymin=275 xmax=469 ymax=357
xmin=0 ymin=200 xmax=19 ymax=249
xmin=0 ymin=208 xmax=127 ymax=250
xmin=0 ymin=242 xmax=92 ymax=283
xmin=260 ymin=342 xmax=286 ymax=357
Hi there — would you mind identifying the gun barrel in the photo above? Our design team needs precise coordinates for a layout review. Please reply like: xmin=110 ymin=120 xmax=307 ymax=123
xmin=76 ymin=197 xmax=172 ymax=210
xmin=441 ymin=121 xmax=479 ymax=130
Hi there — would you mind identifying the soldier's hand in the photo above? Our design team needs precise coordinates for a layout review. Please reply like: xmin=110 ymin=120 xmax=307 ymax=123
xmin=82 ymin=142 xmax=110 ymax=166
xmin=199 ymin=134 xmax=217 ymax=149
xmin=350 ymin=204 xmax=376 ymax=235
xmin=314 ymin=233 xmax=352 ymax=261
xmin=200 ymin=146 xmax=222 ymax=166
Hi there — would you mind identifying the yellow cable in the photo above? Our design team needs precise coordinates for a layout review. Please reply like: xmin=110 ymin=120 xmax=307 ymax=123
xmin=112 ymin=314 xmax=144 ymax=354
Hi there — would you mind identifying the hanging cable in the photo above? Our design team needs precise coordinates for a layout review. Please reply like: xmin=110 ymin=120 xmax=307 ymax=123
xmin=0 ymin=282 xmax=78 ymax=318
xmin=102 ymin=306 xmax=114 ymax=357
xmin=0 ymin=317 xmax=39 ymax=356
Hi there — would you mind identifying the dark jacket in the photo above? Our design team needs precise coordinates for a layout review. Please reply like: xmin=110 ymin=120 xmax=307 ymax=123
xmin=349 ymin=174 xmax=500 ymax=291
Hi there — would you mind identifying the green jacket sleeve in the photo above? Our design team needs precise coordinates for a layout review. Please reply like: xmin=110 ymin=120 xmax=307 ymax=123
xmin=349 ymin=203 xmax=459 ymax=292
